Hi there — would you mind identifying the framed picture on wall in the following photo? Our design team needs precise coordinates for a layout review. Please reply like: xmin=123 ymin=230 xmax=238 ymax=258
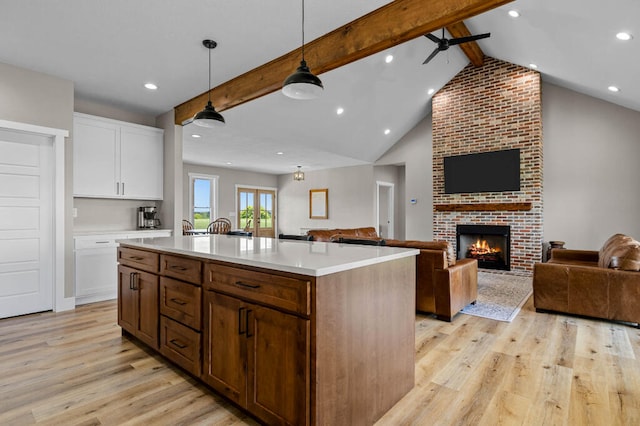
xmin=309 ymin=189 xmax=328 ymax=219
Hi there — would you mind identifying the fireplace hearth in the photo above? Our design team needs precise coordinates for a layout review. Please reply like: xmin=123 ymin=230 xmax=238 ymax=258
xmin=456 ymin=224 xmax=510 ymax=271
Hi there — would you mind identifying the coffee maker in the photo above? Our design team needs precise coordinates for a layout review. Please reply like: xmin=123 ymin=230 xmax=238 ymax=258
xmin=138 ymin=206 xmax=161 ymax=229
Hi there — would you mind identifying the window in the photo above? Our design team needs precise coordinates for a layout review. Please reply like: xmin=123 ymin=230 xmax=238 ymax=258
xmin=189 ymin=173 xmax=218 ymax=230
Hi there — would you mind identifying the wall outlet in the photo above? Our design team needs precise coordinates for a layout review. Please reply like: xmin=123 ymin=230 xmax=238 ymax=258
xmin=229 ymin=212 xmax=236 ymax=217
xmin=72 ymin=207 xmax=78 ymax=218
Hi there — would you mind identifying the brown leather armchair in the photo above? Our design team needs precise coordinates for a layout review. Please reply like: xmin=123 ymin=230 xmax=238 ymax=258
xmin=533 ymin=234 xmax=640 ymax=328
xmin=307 ymin=228 xmax=478 ymax=321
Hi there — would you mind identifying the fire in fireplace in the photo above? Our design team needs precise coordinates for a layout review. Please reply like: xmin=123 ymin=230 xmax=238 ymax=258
xmin=456 ymin=225 xmax=511 ymax=271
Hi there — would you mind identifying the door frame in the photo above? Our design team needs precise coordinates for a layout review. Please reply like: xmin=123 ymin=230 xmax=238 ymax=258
xmin=235 ymin=184 xmax=278 ymax=236
xmin=0 ymin=119 xmax=71 ymax=312
xmin=376 ymin=181 xmax=395 ymax=239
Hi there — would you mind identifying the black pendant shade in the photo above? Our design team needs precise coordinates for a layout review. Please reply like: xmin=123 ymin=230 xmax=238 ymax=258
xmin=193 ymin=101 xmax=225 ymax=127
xmin=193 ymin=39 xmax=225 ymax=127
xmin=282 ymin=60 xmax=323 ymax=100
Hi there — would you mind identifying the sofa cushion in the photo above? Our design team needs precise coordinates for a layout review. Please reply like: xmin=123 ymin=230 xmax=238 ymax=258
xmin=385 ymin=239 xmax=456 ymax=267
xmin=599 ymin=233 xmax=640 ymax=271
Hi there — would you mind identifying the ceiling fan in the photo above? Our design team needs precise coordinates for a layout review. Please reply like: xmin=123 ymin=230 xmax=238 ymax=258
xmin=423 ymin=28 xmax=490 ymax=64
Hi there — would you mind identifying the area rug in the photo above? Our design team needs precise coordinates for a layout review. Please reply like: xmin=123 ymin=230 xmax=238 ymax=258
xmin=460 ymin=271 xmax=533 ymax=322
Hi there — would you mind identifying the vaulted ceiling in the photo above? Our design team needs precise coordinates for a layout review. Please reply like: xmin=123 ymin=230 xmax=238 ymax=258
xmin=1 ymin=0 xmax=638 ymax=174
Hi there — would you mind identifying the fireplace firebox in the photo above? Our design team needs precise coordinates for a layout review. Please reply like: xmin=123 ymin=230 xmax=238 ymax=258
xmin=456 ymin=224 xmax=510 ymax=271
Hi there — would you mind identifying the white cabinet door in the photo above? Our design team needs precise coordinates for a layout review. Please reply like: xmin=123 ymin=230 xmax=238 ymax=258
xmin=73 ymin=117 xmax=120 ymax=197
xmin=120 ymin=125 xmax=163 ymax=200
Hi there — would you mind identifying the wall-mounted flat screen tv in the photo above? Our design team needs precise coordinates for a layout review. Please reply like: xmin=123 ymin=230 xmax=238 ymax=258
xmin=444 ymin=148 xmax=520 ymax=194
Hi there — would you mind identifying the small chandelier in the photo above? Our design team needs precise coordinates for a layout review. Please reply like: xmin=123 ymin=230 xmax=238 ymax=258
xmin=293 ymin=166 xmax=305 ymax=181
xmin=193 ymin=39 xmax=225 ymax=127
xmin=282 ymin=0 xmax=323 ymax=100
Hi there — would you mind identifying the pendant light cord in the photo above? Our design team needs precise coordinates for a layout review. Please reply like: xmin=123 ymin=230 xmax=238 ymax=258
xmin=301 ymin=0 xmax=305 ymax=62
xmin=208 ymin=46 xmax=212 ymax=103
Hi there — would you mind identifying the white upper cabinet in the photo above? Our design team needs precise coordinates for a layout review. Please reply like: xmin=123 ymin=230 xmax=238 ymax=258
xmin=73 ymin=113 xmax=164 ymax=200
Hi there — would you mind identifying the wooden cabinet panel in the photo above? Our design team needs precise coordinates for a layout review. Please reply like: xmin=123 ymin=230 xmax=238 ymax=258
xmin=117 ymin=264 xmax=159 ymax=349
xmin=202 ymin=289 xmax=310 ymax=425
xmin=205 ymin=263 xmax=310 ymax=316
xmin=160 ymin=316 xmax=201 ymax=376
xmin=160 ymin=276 xmax=201 ymax=330
xmin=118 ymin=247 xmax=159 ymax=273
xmin=202 ymin=291 xmax=246 ymax=406
xmin=247 ymin=305 xmax=310 ymax=426
xmin=136 ymin=270 xmax=159 ymax=349
xmin=161 ymin=254 xmax=202 ymax=284
xmin=118 ymin=265 xmax=137 ymax=334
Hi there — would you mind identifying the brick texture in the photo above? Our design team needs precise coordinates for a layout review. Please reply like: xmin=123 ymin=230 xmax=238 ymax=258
xmin=432 ymin=57 xmax=542 ymax=274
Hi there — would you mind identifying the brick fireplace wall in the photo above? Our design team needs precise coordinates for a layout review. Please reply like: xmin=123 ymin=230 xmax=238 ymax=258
xmin=432 ymin=57 xmax=542 ymax=274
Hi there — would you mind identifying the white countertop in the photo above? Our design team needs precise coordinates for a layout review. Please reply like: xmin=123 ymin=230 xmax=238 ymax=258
xmin=74 ymin=229 xmax=173 ymax=238
xmin=120 ymin=235 xmax=419 ymax=277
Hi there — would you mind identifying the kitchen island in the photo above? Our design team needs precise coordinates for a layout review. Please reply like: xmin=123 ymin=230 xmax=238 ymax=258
xmin=117 ymin=235 xmax=418 ymax=426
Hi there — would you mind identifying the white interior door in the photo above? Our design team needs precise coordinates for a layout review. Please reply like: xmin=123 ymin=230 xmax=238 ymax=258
xmin=376 ymin=182 xmax=394 ymax=239
xmin=0 ymin=129 xmax=53 ymax=318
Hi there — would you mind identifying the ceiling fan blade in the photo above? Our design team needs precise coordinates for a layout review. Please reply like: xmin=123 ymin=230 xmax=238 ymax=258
xmin=422 ymin=47 xmax=441 ymax=64
xmin=424 ymin=33 xmax=441 ymax=44
xmin=448 ymin=33 xmax=491 ymax=45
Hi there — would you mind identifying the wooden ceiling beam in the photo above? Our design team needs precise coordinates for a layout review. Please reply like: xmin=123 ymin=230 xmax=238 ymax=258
xmin=445 ymin=21 xmax=486 ymax=66
xmin=174 ymin=0 xmax=513 ymax=125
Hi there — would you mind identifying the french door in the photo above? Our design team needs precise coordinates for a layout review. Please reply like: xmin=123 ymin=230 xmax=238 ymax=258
xmin=237 ymin=187 xmax=276 ymax=238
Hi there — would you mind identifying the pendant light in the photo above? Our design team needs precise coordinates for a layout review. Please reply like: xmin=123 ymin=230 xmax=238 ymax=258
xmin=282 ymin=0 xmax=323 ymax=100
xmin=293 ymin=165 xmax=305 ymax=181
xmin=193 ymin=39 xmax=225 ymax=127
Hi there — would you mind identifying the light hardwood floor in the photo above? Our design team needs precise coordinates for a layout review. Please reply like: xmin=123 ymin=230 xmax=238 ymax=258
xmin=1 ymin=298 xmax=638 ymax=425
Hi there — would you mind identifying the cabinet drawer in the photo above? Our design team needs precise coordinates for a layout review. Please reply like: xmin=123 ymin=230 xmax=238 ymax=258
xmin=205 ymin=264 xmax=311 ymax=316
xmin=118 ymin=247 xmax=159 ymax=273
xmin=160 ymin=316 xmax=201 ymax=376
xmin=160 ymin=277 xmax=201 ymax=330
xmin=161 ymin=254 xmax=202 ymax=284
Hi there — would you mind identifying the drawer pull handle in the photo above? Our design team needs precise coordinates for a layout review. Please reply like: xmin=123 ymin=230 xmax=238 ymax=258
xmin=246 ymin=309 xmax=253 ymax=338
xmin=170 ymin=265 xmax=188 ymax=271
xmin=95 ymin=241 xmax=110 ymax=244
xmin=235 ymin=281 xmax=261 ymax=289
xmin=170 ymin=298 xmax=187 ymax=306
xmin=169 ymin=339 xmax=187 ymax=349
xmin=129 ymin=256 xmax=144 ymax=261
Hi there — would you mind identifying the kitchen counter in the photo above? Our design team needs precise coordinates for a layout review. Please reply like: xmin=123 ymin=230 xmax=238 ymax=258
xmin=121 ymin=234 xmax=418 ymax=277
xmin=117 ymin=234 xmax=417 ymax=425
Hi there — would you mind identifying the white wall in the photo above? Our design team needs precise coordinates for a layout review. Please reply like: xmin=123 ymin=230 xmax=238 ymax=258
xmin=277 ymin=165 xmax=376 ymax=235
xmin=0 ymin=61 xmax=75 ymax=297
xmin=376 ymin=115 xmax=433 ymax=241
xmin=182 ymin=164 xmax=278 ymax=228
xmin=542 ymin=82 xmax=640 ymax=249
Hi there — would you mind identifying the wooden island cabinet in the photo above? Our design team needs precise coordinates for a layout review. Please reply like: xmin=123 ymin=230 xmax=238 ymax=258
xmin=117 ymin=236 xmax=418 ymax=425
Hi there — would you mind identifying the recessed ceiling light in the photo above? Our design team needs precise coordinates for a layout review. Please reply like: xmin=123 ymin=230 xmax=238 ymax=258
xmin=508 ymin=10 xmax=520 ymax=18
xmin=336 ymin=107 xmax=344 ymax=115
xmin=616 ymin=32 xmax=633 ymax=41
xmin=427 ymin=88 xmax=435 ymax=95
xmin=144 ymin=83 xmax=158 ymax=90
xmin=529 ymin=63 xmax=538 ymax=69
xmin=226 ymin=162 xmax=232 ymax=165
xmin=384 ymin=129 xmax=391 ymax=135
xmin=385 ymin=55 xmax=394 ymax=63
xmin=608 ymin=86 xmax=620 ymax=92
xmin=191 ymin=134 xmax=201 ymax=138
xmin=276 ymin=151 xmax=284 ymax=155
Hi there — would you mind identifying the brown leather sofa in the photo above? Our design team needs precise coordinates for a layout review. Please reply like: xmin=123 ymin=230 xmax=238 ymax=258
xmin=533 ymin=234 xmax=640 ymax=328
xmin=307 ymin=227 xmax=478 ymax=321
